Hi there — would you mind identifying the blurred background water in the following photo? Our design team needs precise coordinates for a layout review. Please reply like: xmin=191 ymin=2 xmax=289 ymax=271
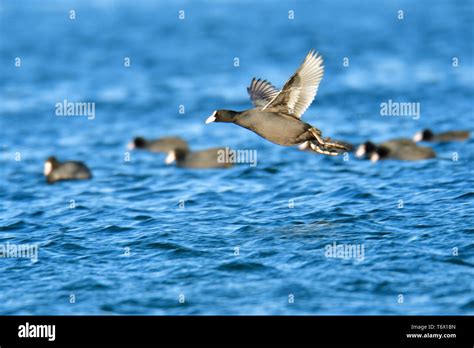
xmin=0 ymin=0 xmax=473 ymax=315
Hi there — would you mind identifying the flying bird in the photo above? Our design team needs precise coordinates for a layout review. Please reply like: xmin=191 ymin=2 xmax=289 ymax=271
xmin=205 ymin=50 xmax=348 ymax=155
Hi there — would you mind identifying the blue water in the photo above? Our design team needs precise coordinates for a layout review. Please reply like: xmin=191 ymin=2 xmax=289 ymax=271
xmin=0 ymin=0 xmax=473 ymax=315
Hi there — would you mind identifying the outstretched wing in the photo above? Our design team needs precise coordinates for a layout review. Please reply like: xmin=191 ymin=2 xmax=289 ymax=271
xmin=262 ymin=50 xmax=324 ymax=119
xmin=247 ymin=78 xmax=279 ymax=108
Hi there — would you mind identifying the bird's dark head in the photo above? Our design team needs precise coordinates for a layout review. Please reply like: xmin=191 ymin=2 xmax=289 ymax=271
xmin=370 ymin=146 xmax=390 ymax=162
xmin=127 ymin=137 xmax=147 ymax=150
xmin=165 ymin=148 xmax=189 ymax=165
xmin=355 ymin=141 xmax=377 ymax=158
xmin=205 ymin=110 xmax=238 ymax=124
xmin=44 ymin=156 xmax=60 ymax=176
xmin=413 ymin=129 xmax=434 ymax=142
xmin=133 ymin=137 xmax=146 ymax=149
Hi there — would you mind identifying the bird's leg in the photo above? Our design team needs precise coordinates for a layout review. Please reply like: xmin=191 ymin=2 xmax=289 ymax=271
xmin=310 ymin=128 xmax=324 ymax=144
xmin=309 ymin=142 xmax=339 ymax=156
xmin=309 ymin=128 xmax=348 ymax=150
xmin=323 ymin=137 xmax=348 ymax=150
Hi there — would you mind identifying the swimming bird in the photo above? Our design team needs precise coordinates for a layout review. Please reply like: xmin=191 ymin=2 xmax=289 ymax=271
xmin=205 ymin=50 xmax=348 ymax=155
xmin=44 ymin=156 xmax=92 ymax=183
xmin=165 ymin=147 xmax=233 ymax=169
xmin=413 ymin=129 xmax=470 ymax=142
xmin=355 ymin=139 xmax=436 ymax=162
xmin=127 ymin=136 xmax=189 ymax=153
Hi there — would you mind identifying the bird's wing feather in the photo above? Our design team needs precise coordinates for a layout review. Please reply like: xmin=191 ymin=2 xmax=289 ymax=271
xmin=247 ymin=78 xmax=280 ymax=108
xmin=262 ymin=50 xmax=324 ymax=119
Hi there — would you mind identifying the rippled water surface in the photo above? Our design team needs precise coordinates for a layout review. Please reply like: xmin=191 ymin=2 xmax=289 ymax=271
xmin=0 ymin=0 xmax=473 ymax=314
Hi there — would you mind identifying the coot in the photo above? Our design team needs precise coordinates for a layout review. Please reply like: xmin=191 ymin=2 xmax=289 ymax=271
xmin=205 ymin=50 xmax=348 ymax=156
xmin=165 ymin=148 xmax=233 ymax=169
xmin=44 ymin=157 xmax=92 ymax=183
xmin=413 ymin=129 xmax=470 ymax=142
xmin=355 ymin=139 xmax=436 ymax=162
xmin=128 ymin=136 xmax=189 ymax=152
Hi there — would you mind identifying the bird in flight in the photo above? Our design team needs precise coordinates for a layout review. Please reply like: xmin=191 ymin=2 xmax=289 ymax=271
xmin=205 ymin=50 xmax=348 ymax=155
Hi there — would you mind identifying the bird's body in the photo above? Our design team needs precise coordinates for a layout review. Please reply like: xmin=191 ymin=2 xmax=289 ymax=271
xmin=435 ymin=130 xmax=470 ymax=142
xmin=233 ymin=109 xmax=314 ymax=146
xmin=381 ymin=139 xmax=415 ymax=150
xmin=381 ymin=139 xmax=435 ymax=161
xmin=206 ymin=50 xmax=348 ymax=155
xmin=389 ymin=145 xmax=436 ymax=161
xmin=165 ymin=147 xmax=233 ymax=169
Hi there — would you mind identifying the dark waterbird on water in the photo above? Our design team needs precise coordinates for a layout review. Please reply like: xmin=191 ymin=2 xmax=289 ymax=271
xmin=165 ymin=147 xmax=233 ymax=169
xmin=44 ymin=156 xmax=92 ymax=184
xmin=413 ymin=129 xmax=470 ymax=143
xmin=355 ymin=139 xmax=436 ymax=162
xmin=127 ymin=136 xmax=189 ymax=153
xmin=205 ymin=50 xmax=349 ymax=156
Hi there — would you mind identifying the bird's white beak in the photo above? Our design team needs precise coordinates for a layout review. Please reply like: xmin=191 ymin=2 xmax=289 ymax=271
xmin=413 ymin=132 xmax=423 ymax=143
xmin=165 ymin=151 xmax=176 ymax=165
xmin=127 ymin=142 xmax=135 ymax=150
xmin=298 ymin=142 xmax=310 ymax=151
xmin=44 ymin=161 xmax=52 ymax=176
xmin=370 ymin=153 xmax=380 ymax=162
xmin=205 ymin=111 xmax=217 ymax=124
xmin=355 ymin=145 xmax=366 ymax=158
